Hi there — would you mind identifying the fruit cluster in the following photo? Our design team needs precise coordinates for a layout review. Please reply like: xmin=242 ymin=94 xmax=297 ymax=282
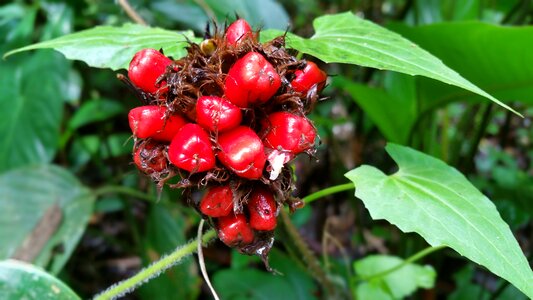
xmin=123 ymin=19 xmax=327 ymax=264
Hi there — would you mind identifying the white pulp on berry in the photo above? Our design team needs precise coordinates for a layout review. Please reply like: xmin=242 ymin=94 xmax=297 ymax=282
xmin=267 ymin=150 xmax=291 ymax=180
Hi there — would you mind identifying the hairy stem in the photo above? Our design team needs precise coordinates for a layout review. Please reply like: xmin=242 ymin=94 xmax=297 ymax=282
xmin=94 ymin=229 xmax=216 ymax=300
xmin=355 ymin=245 xmax=446 ymax=282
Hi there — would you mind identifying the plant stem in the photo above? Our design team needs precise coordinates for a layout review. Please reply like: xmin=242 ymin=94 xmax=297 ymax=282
xmin=280 ymin=209 xmax=336 ymax=297
xmin=302 ymin=183 xmax=355 ymax=204
xmin=117 ymin=0 xmax=147 ymax=26
xmin=488 ymin=280 xmax=511 ymax=300
xmin=93 ymin=185 xmax=155 ymax=202
xmin=462 ymin=103 xmax=493 ymax=173
xmin=94 ymin=229 xmax=216 ymax=300
xmin=194 ymin=0 xmax=216 ymax=22
xmin=93 ymin=182 xmax=355 ymax=299
xmin=355 ymin=245 xmax=446 ymax=282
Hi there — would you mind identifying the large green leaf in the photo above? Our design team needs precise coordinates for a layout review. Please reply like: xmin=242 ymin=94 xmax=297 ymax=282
xmin=388 ymin=21 xmax=533 ymax=111
xmin=0 ymin=50 xmax=69 ymax=172
xmin=345 ymin=144 xmax=533 ymax=297
xmin=4 ymin=23 xmax=198 ymax=70
xmin=353 ymin=255 xmax=436 ymax=299
xmin=263 ymin=12 xmax=517 ymax=115
xmin=0 ymin=260 xmax=80 ymax=300
xmin=0 ymin=165 xmax=94 ymax=275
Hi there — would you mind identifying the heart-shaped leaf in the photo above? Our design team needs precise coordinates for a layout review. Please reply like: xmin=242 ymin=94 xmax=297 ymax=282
xmin=353 ymin=255 xmax=436 ymax=299
xmin=345 ymin=144 xmax=533 ymax=297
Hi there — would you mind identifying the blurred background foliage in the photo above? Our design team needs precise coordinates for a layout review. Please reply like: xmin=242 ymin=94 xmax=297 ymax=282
xmin=0 ymin=0 xmax=532 ymax=299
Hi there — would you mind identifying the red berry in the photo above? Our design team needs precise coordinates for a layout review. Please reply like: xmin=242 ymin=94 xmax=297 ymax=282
xmin=226 ymin=19 xmax=254 ymax=46
xmin=168 ymin=123 xmax=215 ymax=173
xmin=133 ymin=141 xmax=167 ymax=174
xmin=217 ymin=214 xmax=254 ymax=247
xmin=128 ymin=105 xmax=187 ymax=142
xmin=291 ymin=61 xmax=327 ymax=94
xmin=262 ymin=112 xmax=316 ymax=154
xmin=200 ymin=186 xmax=234 ymax=217
xmin=262 ymin=112 xmax=316 ymax=180
xmin=224 ymin=52 xmax=281 ymax=108
xmin=248 ymin=187 xmax=278 ymax=231
xmin=217 ymin=126 xmax=266 ymax=179
xmin=196 ymin=96 xmax=242 ymax=132
xmin=128 ymin=49 xmax=173 ymax=94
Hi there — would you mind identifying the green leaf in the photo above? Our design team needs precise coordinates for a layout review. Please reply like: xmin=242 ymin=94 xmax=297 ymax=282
xmin=67 ymin=133 xmax=133 ymax=172
xmin=388 ymin=21 xmax=533 ymax=111
xmin=0 ymin=50 xmax=69 ymax=172
xmin=68 ymin=98 xmax=124 ymax=130
xmin=137 ymin=204 xmax=200 ymax=300
xmin=332 ymin=73 xmax=417 ymax=144
xmin=355 ymin=281 xmax=393 ymax=300
xmin=345 ymin=144 xmax=533 ymax=297
xmin=263 ymin=12 xmax=518 ymax=115
xmin=0 ymin=4 xmax=37 ymax=53
xmin=4 ymin=23 xmax=198 ymax=70
xmin=213 ymin=249 xmax=317 ymax=300
xmin=353 ymin=255 xmax=436 ymax=299
xmin=0 ymin=165 xmax=95 ymax=275
xmin=0 ymin=260 xmax=80 ymax=300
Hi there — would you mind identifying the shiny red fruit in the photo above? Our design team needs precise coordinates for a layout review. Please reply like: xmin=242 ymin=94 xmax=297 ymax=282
xmin=291 ymin=61 xmax=327 ymax=94
xmin=128 ymin=105 xmax=187 ymax=142
xmin=133 ymin=141 xmax=167 ymax=174
xmin=217 ymin=126 xmax=266 ymax=179
xmin=196 ymin=96 xmax=242 ymax=132
xmin=262 ymin=112 xmax=316 ymax=154
xmin=224 ymin=52 xmax=281 ymax=107
xmin=248 ymin=187 xmax=278 ymax=231
xmin=200 ymin=186 xmax=234 ymax=217
xmin=226 ymin=19 xmax=254 ymax=46
xmin=128 ymin=48 xmax=173 ymax=94
xmin=168 ymin=124 xmax=215 ymax=173
xmin=217 ymin=214 xmax=254 ymax=247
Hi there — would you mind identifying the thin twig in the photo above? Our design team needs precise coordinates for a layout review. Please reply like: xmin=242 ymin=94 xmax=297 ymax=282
xmin=197 ymin=220 xmax=220 ymax=300
xmin=117 ymin=0 xmax=148 ymax=26
xmin=194 ymin=0 xmax=217 ymax=22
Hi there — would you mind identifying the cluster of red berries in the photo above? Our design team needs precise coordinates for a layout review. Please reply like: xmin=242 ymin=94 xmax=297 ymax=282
xmin=124 ymin=19 xmax=327 ymax=262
